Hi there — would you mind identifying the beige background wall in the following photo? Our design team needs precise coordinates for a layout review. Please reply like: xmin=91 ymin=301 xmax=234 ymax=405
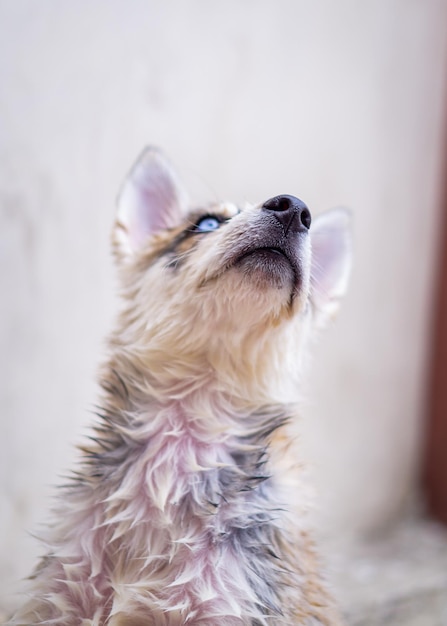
xmin=1 ymin=0 xmax=446 ymax=611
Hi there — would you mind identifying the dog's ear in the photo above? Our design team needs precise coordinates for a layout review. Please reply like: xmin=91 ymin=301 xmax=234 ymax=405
xmin=114 ymin=147 xmax=188 ymax=258
xmin=310 ymin=208 xmax=352 ymax=325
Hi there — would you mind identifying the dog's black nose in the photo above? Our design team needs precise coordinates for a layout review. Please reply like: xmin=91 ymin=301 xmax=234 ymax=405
xmin=262 ymin=194 xmax=311 ymax=232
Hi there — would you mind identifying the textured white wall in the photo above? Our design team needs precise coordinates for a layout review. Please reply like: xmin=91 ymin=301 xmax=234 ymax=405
xmin=1 ymin=0 xmax=446 ymax=611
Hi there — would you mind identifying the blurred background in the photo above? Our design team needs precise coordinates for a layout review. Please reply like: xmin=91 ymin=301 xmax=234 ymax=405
xmin=1 ymin=1 xmax=447 ymax=622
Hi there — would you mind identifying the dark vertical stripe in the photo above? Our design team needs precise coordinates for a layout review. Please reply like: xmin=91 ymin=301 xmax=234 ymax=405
xmin=423 ymin=116 xmax=447 ymax=525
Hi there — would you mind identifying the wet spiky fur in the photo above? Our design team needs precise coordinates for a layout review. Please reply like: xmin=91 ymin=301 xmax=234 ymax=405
xmin=10 ymin=149 xmax=350 ymax=625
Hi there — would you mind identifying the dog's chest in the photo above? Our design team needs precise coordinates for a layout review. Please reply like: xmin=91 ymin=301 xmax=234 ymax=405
xmin=96 ymin=408 xmax=292 ymax=623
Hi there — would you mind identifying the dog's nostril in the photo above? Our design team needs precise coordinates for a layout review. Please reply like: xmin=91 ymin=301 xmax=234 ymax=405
xmin=262 ymin=194 xmax=311 ymax=231
xmin=277 ymin=196 xmax=292 ymax=212
xmin=300 ymin=208 xmax=311 ymax=230
xmin=263 ymin=195 xmax=292 ymax=212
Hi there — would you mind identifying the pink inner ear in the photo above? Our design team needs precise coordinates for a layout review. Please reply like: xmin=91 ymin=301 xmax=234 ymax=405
xmin=312 ymin=230 xmax=346 ymax=292
xmin=310 ymin=209 xmax=351 ymax=308
xmin=116 ymin=148 xmax=188 ymax=252
xmin=120 ymin=173 xmax=181 ymax=246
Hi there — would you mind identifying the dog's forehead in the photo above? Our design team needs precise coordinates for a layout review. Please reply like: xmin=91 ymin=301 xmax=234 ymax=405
xmin=216 ymin=201 xmax=240 ymax=218
xmin=188 ymin=201 xmax=240 ymax=221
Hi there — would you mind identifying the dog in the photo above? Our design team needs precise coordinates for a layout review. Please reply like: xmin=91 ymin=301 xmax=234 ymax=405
xmin=10 ymin=148 xmax=351 ymax=625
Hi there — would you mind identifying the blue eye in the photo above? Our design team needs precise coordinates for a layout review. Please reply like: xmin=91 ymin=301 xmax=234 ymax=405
xmin=195 ymin=216 xmax=221 ymax=232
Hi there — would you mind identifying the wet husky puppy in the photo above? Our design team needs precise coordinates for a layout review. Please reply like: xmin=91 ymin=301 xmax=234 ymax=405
xmin=10 ymin=148 xmax=350 ymax=625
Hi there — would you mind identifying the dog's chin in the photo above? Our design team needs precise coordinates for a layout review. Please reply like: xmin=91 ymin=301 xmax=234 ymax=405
xmin=235 ymin=248 xmax=297 ymax=291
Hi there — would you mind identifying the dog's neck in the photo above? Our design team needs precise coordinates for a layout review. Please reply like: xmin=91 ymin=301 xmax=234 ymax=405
xmin=99 ymin=357 xmax=293 ymax=441
xmin=104 ymin=305 xmax=311 ymax=416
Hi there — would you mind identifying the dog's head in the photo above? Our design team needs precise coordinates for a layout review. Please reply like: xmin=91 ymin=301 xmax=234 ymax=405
xmin=111 ymin=148 xmax=351 ymax=403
